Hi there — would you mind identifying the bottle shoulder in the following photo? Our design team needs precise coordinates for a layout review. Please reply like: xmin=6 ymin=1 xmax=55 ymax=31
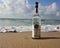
xmin=33 ymin=16 xmax=40 ymax=18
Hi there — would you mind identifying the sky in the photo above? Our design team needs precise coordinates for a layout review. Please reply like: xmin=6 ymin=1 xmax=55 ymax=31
xmin=0 ymin=0 xmax=60 ymax=19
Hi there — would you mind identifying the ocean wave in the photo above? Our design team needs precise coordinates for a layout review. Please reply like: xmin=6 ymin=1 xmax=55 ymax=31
xmin=0 ymin=25 xmax=60 ymax=32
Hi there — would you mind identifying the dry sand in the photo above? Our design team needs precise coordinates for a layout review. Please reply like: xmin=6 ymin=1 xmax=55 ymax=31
xmin=0 ymin=31 xmax=60 ymax=48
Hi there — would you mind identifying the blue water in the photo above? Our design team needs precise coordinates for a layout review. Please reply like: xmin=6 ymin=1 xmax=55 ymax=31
xmin=0 ymin=18 xmax=60 ymax=26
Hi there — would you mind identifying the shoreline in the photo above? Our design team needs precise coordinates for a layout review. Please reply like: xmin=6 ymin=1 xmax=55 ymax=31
xmin=0 ymin=25 xmax=60 ymax=32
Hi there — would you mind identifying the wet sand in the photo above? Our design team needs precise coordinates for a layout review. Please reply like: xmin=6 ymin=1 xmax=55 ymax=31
xmin=0 ymin=32 xmax=60 ymax=48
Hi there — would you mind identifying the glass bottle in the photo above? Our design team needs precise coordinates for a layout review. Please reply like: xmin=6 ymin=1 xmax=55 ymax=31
xmin=32 ymin=2 xmax=41 ymax=39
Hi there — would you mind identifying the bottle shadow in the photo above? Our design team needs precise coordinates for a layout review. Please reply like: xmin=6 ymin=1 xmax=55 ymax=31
xmin=32 ymin=37 xmax=60 ymax=40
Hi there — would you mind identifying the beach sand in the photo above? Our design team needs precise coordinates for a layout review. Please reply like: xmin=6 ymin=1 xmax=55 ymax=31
xmin=0 ymin=32 xmax=60 ymax=48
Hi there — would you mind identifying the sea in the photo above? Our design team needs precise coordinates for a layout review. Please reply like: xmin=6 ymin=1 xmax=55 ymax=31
xmin=0 ymin=18 xmax=60 ymax=26
xmin=0 ymin=18 xmax=60 ymax=32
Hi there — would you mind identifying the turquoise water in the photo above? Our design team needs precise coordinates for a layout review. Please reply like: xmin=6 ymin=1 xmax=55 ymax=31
xmin=0 ymin=18 xmax=60 ymax=26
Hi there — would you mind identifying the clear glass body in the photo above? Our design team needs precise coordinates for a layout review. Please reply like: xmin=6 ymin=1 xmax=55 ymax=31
xmin=32 ymin=14 xmax=41 ymax=39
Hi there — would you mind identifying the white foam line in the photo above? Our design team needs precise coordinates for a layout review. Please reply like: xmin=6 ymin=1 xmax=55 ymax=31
xmin=0 ymin=25 xmax=60 ymax=32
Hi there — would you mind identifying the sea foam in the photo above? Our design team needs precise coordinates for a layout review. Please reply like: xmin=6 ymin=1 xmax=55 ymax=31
xmin=0 ymin=25 xmax=60 ymax=32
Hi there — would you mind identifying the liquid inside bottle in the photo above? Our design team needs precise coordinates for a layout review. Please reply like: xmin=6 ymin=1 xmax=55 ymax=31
xmin=32 ymin=13 xmax=41 ymax=39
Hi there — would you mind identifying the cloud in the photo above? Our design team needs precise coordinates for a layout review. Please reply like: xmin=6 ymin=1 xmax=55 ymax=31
xmin=32 ymin=2 xmax=58 ymax=15
xmin=56 ymin=12 xmax=60 ymax=16
xmin=0 ymin=0 xmax=60 ymax=19
xmin=36 ymin=2 xmax=60 ymax=19
xmin=44 ymin=2 xmax=57 ymax=15
xmin=0 ymin=0 xmax=31 ymax=18
xmin=32 ymin=2 xmax=59 ymax=19
xmin=0 ymin=0 xmax=12 ymax=15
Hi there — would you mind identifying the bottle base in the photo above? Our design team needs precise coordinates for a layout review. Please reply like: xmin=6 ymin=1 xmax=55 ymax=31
xmin=32 ymin=37 xmax=41 ymax=39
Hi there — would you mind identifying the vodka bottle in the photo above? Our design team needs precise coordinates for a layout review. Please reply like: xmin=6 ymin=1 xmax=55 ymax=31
xmin=32 ymin=2 xmax=41 ymax=39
